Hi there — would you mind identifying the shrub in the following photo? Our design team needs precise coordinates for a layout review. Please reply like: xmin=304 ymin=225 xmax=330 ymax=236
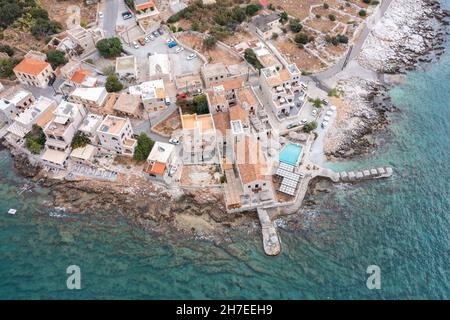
xmin=0 ymin=44 xmax=14 ymax=57
xmin=294 ymin=33 xmax=310 ymax=45
xmin=244 ymin=48 xmax=263 ymax=69
xmin=289 ymin=18 xmax=302 ymax=33
xmin=203 ymin=35 xmax=217 ymax=49
xmin=96 ymin=37 xmax=123 ymax=58
xmin=193 ymin=94 xmax=209 ymax=114
xmin=323 ymin=3 xmax=329 ymax=9
xmin=31 ymin=19 xmax=62 ymax=39
xmin=245 ymin=4 xmax=260 ymax=16
xmin=279 ymin=11 xmax=288 ymax=24
xmin=105 ymin=74 xmax=123 ymax=92
xmin=310 ymin=98 xmax=323 ymax=108
xmin=25 ymin=125 xmax=46 ymax=154
xmin=362 ymin=0 xmax=371 ymax=3
xmin=46 ymin=50 xmax=67 ymax=69
xmin=271 ymin=32 xmax=279 ymax=40
xmin=328 ymin=14 xmax=336 ymax=21
xmin=302 ymin=121 xmax=318 ymax=133
xmin=71 ymin=131 xmax=90 ymax=149
xmin=359 ymin=10 xmax=367 ymax=17
xmin=133 ymin=133 xmax=155 ymax=162
xmin=0 ymin=57 xmax=19 ymax=79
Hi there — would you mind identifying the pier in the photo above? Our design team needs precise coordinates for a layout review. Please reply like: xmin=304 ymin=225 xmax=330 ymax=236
xmin=257 ymin=208 xmax=281 ymax=256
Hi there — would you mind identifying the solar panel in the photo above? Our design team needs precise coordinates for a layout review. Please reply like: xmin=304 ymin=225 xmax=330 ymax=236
xmin=279 ymin=185 xmax=296 ymax=196
xmin=279 ymin=162 xmax=295 ymax=172
xmin=281 ymin=177 xmax=298 ymax=189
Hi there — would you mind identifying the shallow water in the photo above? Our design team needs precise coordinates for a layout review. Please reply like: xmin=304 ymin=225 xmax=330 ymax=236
xmin=1 ymin=3 xmax=450 ymax=299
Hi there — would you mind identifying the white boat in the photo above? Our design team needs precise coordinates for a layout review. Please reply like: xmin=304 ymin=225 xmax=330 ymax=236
xmin=8 ymin=208 xmax=17 ymax=215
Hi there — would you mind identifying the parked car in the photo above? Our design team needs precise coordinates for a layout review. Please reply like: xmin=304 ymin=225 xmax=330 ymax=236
xmin=169 ymin=138 xmax=180 ymax=145
xmin=138 ymin=38 xmax=145 ymax=46
xmin=98 ymin=11 xmax=104 ymax=18
xmin=300 ymin=119 xmax=308 ymax=125
xmin=169 ymin=165 xmax=178 ymax=176
xmin=301 ymin=83 xmax=308 ymax=90
xmin=175 ymin=47 xmax=184 ymax=53
xmin=321 ymin=121 xmax=329 ymax=128
xmin=144 ymin=36 xmax=151 ymax=43
xmin=287 ymin=122 xmax=300 ymax=129
xmin=323 ymin=115 xmax=331 ymax=122
xmin=164 ymin=97 xmax=171 ymax=106
xmin=192 ymin=88 xmax=203 ymax=96
xmin=132 ymin=41 xmax=139 ymax=49
xmin=152 ymin=31 xmax=159 ymax=37
xmin=330 ymin=105 xmax=337 ymax=111
xmin=312 ymin=109 xmax=317 ymax=117
xmin=325 ymin=110 xmax=333 ymax=116
xmin=187 ymin=53 xmax=197 ymax=60
xmin=122 ymin=11 xmax=132 ymax=20
xmin=147 ymin=34 xmax=155 ymax=41
xmin=167 ymin=41 xmax=177 ymax=48
xmin=157 ymin=28 xmax=164 ymax=35
xmin=166 ymin=38 xmax=175 ymax=44
xmin=322 ymin=98 xmax=329 ymax=106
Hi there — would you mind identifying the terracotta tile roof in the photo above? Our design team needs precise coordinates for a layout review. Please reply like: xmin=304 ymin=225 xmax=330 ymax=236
xmin=35 ymin=105 xmax=57 ymax=128
xmin=230 ymin=105 xmax=249 ymax=123
xmin=14 ymin=58 xmax=50 ymax=76
xmin=70 ymin=69 xmax=91 ymax=84
xmin=144 ymin=161 xmax=166 ymax=175
xmin=212 ymin=112 xmax=230 ymax=137
xmin=235 ymin=136 xmax=268 ymax=184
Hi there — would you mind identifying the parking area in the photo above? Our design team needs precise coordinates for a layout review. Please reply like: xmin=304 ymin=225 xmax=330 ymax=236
xmin=121 ymin=29 xmax=203 ymax=79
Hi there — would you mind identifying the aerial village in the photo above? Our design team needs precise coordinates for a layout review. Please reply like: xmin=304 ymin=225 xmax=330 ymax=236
xmin=0 ymin=0 xmax=393 ymax=254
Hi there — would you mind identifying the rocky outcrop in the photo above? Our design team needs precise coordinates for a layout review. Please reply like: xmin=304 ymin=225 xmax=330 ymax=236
xmin=328 ymin=0 xmax=449 ymax=159
xmin=357 ymin=0 xmax=449 ymax=74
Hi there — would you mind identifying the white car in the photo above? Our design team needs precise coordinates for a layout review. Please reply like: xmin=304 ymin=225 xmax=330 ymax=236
xmin=132 ymin=41 xmax=139 ymax=49
xmin=98 ymin=11 xmax=104 ymax=19
xmin=300 ymin=118 xmax=308 ymax=125
xmin=144 ymin=36 xmax=151 ymax=43
xmin=321 ymin=121 xmax=329 ymax=128
xmin=312 ymin=109 xmax=317 ymax=117
xmin=169 ymin=138 xmax=180 ymax=145
xmin=325 ymin=110 xmax=333 ymax=116
xmin=169 ymin=165 xmax=178 ymax=176
xmin=330 ymin=105 xmax=337 ymax=111
xmin=175 ymin=47 xmax=184 ymax=53
xmin=323 ymin=115 xmax=331 ymax=122
xmin=187 ymin=53 xmax=197 ymax=60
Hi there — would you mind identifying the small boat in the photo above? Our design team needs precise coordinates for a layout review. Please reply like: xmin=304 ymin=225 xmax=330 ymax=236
xmin=8 ymin=208 xmax=17 ymax=215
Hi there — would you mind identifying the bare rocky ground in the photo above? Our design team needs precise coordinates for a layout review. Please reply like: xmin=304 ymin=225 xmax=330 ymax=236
xmin=325 ymin=0 xmax=450 ymax=159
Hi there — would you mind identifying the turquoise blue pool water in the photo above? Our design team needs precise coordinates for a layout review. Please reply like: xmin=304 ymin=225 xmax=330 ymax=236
xmin=279 ymin=143 xmax=303 ymax=166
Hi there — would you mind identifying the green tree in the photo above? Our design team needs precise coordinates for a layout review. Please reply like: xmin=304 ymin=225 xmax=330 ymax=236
xmin=46 ymin=50 xmax=67 ymax=69
xmin=279 ymin=11 xmax=289 ymax=24
xmin=193 ymin=94 xmax=209 ymax=115
xmin=328 ymin=14 xmax=336 ymax=21
xmin=294 ymin=33 xmax=310 ymax=45
xmin=25 ymin=124 xmax=46 ymax=154
xmin=96 ymin=37 xmax=123 ymax=58
xmin=310 ymin=98 xmax=323 ymax=108
xmin=231 ymin=6 xmax=246 ymax=23
xmin=0 ymin=44 xmax=14 ymax=57
xmin=133 ymin=133 xmax=155 ymax=162
xmin=0 ymin=57 xmax=19 ymax=79
xmin=105 ymin=74 xmax=123 ymax=92
xmin=203 ymin=35 xmax=217 ymax=49
xmin=244 ymin=48 xmax=263 ymax=70
xmin=31 ymin=19 xmax=62 ymax=39
xmin=289 ymin=18 xmax=302 ymax=33
xmin=359 ymin=10 xmax=367 ymax=17
xmin=245 ymin=4 xmax=260 ymax=16
xmin=0 ymin=2 xmax=23 ymax=28
xmin=29 ymin=7 xmax=49 ymax=20
xmin=302 ymin=121 xmax=317 ymax=133
xmin=71 ymin=131 xmax=90 ymax=149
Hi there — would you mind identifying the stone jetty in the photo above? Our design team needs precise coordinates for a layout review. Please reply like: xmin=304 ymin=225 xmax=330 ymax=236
xmin=257 ymin=208 xmax=281 ymax=256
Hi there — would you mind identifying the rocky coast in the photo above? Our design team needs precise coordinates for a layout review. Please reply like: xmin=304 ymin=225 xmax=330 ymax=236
xmin=325 ymin=0 xmax=450 ymax=159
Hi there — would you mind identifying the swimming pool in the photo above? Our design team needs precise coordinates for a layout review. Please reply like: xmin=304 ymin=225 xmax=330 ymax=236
xmin=279 ymin=143 xmax=303 ymax=166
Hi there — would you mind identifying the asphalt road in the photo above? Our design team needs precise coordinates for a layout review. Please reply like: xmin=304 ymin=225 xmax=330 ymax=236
xmin=103 ymin=0 xmax=119 ymax=37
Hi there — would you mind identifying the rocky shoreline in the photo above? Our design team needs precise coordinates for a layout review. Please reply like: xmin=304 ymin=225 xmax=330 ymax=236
xmin=325 ymin=0 xmax=450 ymax=159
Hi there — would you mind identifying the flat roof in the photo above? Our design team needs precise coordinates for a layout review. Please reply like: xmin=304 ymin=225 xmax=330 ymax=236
xmin=113 ymin=93 xmax=141 ymax=115
xmin=97 ymin=115 xmax=128 ymax=135
xmin=70 ymin=144 xmax=96 ymax=160
xmin=129 ymin=80 xmax=165 ymax=100
xmin=71 ymin=87 xmax=106 ymax=102
xmin=41 ymin=149 xmax=67 ymax=165
xmin=79 ymin=113 xmax=103 ymax=133
xmin=147 ymin=141 xmax=174 ymax=164
xmin=116 ymin=55 xmax=136 ymax=71
xmin=15 ymin=97 xmax=56 ymax=126
xmin=181 ymin=113 xmax=215 ymax=132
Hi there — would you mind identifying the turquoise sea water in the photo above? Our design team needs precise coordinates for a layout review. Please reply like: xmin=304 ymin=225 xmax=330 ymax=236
xmin=1 ymin=10 xmax=450 ymax=300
